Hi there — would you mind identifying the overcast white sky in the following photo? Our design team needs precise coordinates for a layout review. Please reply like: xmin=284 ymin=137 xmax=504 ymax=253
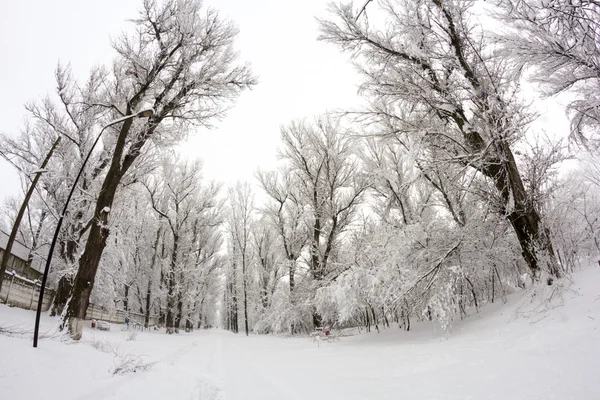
xmin=0 ymin=0 xmax=572 ymax=206
xmin=0 ymin=0 xmax=363 ymax=203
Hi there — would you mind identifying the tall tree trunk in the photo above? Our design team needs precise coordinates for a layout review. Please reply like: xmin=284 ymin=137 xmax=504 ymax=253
xmin=65 ymin=120 xmax=136 ymax=339
xmin=492 ymin=145 xmax=561 ymax=280
xmin=289 ymin=257 xmax=295 ymax=293
xmin=231 ymin=274 xmax=238 ymax=334
xmin=175 ymin=295 xmax=183 ymax=334
xmin=311 ymin=200 xmax=323 ymax=328
xmin=123 ymin=284 xmax=129 ymax=312
xmin=224 ymin=287 xmax=230 ymax=330
xmin=242 ymin=254 xmax=249 ymax=336
xmin=259 ymin=257 xmax=269 ymax=309
xmin=51 ymin=275 xmax=73 ymax=317
xmin=261 ymin=274 xmax=269 ymax=309
xmin=65 ymin=178 xmax=120 ymax=339
xmin=166 ymin=234 xmax=179 ymax=334
xmin=145 ymin=227 xmax=161 ymax=328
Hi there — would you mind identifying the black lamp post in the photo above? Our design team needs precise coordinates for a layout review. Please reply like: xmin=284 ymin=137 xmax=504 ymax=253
xmin=33 ymin=109 xmax=154 ymax=348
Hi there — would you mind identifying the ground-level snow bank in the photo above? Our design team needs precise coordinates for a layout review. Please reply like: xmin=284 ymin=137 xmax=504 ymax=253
xmin=1 ymin=267 xmax=599 ymax=400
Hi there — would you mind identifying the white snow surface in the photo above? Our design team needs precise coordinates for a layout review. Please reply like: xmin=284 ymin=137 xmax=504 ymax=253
xmin=1 ymin=267 xmax=600 ymax=400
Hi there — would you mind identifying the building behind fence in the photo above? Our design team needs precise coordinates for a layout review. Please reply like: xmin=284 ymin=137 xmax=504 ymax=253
xmin=0 ymin=230 xmax=46 ymax=281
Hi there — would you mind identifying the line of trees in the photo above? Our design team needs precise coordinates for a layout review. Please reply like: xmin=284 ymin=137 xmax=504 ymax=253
xmin=1 ymin=0 xmax=599 ymax=338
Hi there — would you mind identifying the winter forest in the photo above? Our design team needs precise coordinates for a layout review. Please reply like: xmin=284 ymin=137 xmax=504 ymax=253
xmin=1 ymin=0 xmax=599 ymax=337
xmin=1 ymin=0 xmax=600 ymax=397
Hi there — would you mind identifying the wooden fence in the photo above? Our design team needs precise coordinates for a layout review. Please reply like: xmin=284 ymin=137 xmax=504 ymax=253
xmin=0 ymin=270 xmax=54 ymax=311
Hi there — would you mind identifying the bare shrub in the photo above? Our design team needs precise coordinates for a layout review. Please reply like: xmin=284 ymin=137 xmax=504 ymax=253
xmin=111 ymin=352 xmax=154 ymax=375
xmin=512 ymin=276 xmax=578 ymax=323
xmin=126 ymin=331 xmax=138 ymax=341
xmin=87 ymin=335 xmax=154 ymax=375
xmin=0 ymin=324 xmax=29 ymax=337
xmin=0 ymin=324 xmax=59 ymax=340
xmin=87 ymin=336 xmax=115 ymax=354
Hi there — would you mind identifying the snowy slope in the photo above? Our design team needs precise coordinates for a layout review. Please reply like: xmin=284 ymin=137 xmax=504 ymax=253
xmin=1 ymin=267 xmax=599 ymax=400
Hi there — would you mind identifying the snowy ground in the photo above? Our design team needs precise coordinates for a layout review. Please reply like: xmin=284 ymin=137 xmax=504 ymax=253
xmin=1 ymin=267 xmax=599 ymax=400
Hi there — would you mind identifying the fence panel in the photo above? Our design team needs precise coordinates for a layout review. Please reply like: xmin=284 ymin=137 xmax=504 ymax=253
xmin=1 ymin=271 xmax=54 ymax=311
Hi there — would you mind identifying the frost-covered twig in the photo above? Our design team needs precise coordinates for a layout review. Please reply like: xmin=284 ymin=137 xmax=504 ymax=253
xmin=86 ymin=335 xmax=154 ymax=375
xmin=0 ymin=324 xmax=60 ymax=340
xmin=0 ymin=324 xmax=30 ymax=337
xmin=126 ymin=331 xmax=138 ymax=341
xmin=111 ymin=352 xmax=154 ymax=375
xmin=512 ymin=276 xmax=578 ymax=323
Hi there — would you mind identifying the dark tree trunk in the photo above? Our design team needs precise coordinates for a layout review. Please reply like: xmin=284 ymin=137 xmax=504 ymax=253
xmin=144 ymin=283 xmax=152 ymax=329
xmin=226 ymin=285 xmax=230 ymax=331
xmin=124 ymin=284 xmax=129 ymax=312
xmin=165 ymin=304 xmax=175 ymax=333
xmin=65 ymin=195 xmax=116 ymax=339
xmin=242 ymin=254 xmax=249 ymax=336
xmin=52 ymin=213 xmax=85 ymax=315
xmin=231 ymin=257 xmax=239 ymax=334
xmin=175 ymin=296 xmax=183 ymax=334
xmin=261 ymin=284 xmax=269 ymax=309
xmin=231 ymin=285 xmax=238 ymax=334
xmin=159 ymin=262 xmax=166 ymax=326
xmin=65 ymin=119 xmax=136 ymax=339
xmin=197 ymin=297 xmax=205 ymax=329
xmin=464 ymin=276 xmax=479 ymax=309
xmin=159 ymin=300 xmax=165 ymax=326
xmin=502 ymin=147 xmax=561 ymax=280
xmin=166 ymin=234 xmax=179 ymax=334
xmin=260 ymin=263 xmax=269 ymax=309
xmin=289 ymin=257 xmax=295 ymax=292
xmin=468 ymin=112 xmax=560 ymax=281
xmin=227 ymin=278 xmax=238 ymax=333
xmin=313 ymin=311 xmax=322 ymax=329
xmin=435 ymin=0 xmax=561 ymax=280
xmin=52 ymin=234 xmax=80 ymax=316
xmin=51 ymin=275 xmax=73 ymax=316
xmin=310 ymin=201 xmax=324 ymax=328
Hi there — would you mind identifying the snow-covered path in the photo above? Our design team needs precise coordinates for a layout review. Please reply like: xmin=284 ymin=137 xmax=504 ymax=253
xmin=2 ymin=267 xmax=600 ymax=400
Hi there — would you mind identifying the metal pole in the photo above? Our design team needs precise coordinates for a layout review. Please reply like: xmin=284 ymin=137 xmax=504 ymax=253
xmin=33 ymin=113 xmax=143 ymax=348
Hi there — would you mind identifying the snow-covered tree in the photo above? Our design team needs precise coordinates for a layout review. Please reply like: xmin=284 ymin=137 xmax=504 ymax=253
xmin=227 ymin=182 xmax=255 ymax=336
xmin=319 ymin=0 xmax=562 ymax=281
xmin=495 ymin=0 xmax=600 ymax=147
xmin=257 ymin=116 xmax=369 ymax=330
xmin=65 ymin=0 xmax=255 ymax=339
xmin=143 ymin=158 xmax=222 ymax=333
